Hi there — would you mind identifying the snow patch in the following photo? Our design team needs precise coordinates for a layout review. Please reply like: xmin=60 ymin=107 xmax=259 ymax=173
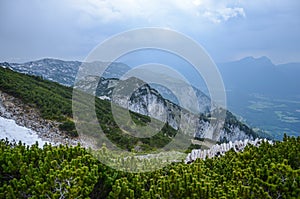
xmin=0 ymin=116 xmax=51 ymax=147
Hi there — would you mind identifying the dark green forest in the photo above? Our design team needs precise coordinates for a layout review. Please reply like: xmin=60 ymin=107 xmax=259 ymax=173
xmin=0 ymin=135 xmax=299 ymax=198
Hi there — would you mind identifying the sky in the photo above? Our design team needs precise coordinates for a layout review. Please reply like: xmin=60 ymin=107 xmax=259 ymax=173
xmin=0 ymin=0 xmax=299 ymax=64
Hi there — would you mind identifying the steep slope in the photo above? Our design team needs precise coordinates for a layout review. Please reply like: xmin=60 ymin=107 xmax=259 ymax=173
xmin=75 ymin=74 xmax=258 ymax=143
xmin=0 ymin=67 xmax=184 ymax=151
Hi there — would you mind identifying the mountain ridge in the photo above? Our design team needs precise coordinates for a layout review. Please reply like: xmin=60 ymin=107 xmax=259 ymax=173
xmin=0 ymin=60 xmax=259 ymax=147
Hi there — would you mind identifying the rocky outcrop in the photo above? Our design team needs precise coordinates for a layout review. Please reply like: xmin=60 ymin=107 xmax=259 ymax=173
xmin=75 ymin=76 xmax=257 ymax=142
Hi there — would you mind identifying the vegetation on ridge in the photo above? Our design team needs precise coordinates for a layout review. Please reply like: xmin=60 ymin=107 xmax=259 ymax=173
xmin=0 ymin=135 xmax=299 ymax=198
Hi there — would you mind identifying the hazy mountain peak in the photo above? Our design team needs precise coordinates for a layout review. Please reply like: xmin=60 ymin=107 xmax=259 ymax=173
xmin=238 ymin=56 xmax=273 ymax=66
xmin=256 ymin=56 xmax=273 ymax=65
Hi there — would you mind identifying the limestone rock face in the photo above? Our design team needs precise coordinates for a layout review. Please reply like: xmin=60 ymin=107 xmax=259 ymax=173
xmin=78 ymin=76 xmax=257 ymax=142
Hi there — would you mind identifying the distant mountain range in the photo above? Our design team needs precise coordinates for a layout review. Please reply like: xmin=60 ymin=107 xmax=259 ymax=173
xmin=217 ymin=56 xmax=300 ymax=139
xmin=3 ymin=56 xmax=299 ymax=99
xmin=218 ymin=56 xmax=300 ymax=98
xmin=0 ymin=58 xmax=130 ymax=86
xmin=0 ymin=58 xmax=213 ymax=114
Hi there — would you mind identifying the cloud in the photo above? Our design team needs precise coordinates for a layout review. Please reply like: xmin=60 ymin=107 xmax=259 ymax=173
xmin=203 ymin=7 xmax=245 ymax=24
xmin=1 ymin=0 xmax=298 ymax=64
xmin=68 ymin=0 xmax=246 ymax=26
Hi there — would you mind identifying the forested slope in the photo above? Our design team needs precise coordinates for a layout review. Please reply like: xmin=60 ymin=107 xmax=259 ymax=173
xmin=0 ymin=67 xmax=178 ymax=151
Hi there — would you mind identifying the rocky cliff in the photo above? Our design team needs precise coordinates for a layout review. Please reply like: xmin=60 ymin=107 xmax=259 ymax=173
xmin=75 ymin=75 xmax=258 ymax=143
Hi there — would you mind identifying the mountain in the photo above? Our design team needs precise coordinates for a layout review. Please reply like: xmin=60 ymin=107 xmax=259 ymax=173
xmin=218 ymin=56 xmax=300 ymax=97
xmin=0 ymin=59 xmax=259 ymax=146
xmin=1 ymin=58 xmax=214 ymax=113
xmin=0 ymin=58 xmax=131 ymax=86
xmin=218 ymin=56 xmax=300 ymax=139
xmin=0 ymin=66 xmax=183 ymax=151
xmin=1 ymin=59 xmax=298 ymax=199
xmin=74 ymin=74 xmax=257 ymax=143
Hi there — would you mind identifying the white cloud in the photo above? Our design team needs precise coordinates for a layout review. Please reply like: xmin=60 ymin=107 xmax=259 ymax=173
xmin=203 ymin=7 xmax=246 ymax=24
xmin=68 ymin=0 xmax=246 ymax=26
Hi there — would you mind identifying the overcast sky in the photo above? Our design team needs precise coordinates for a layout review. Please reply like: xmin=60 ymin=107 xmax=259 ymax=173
xmin=0 ymin=0 xmax=299 ymax=64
